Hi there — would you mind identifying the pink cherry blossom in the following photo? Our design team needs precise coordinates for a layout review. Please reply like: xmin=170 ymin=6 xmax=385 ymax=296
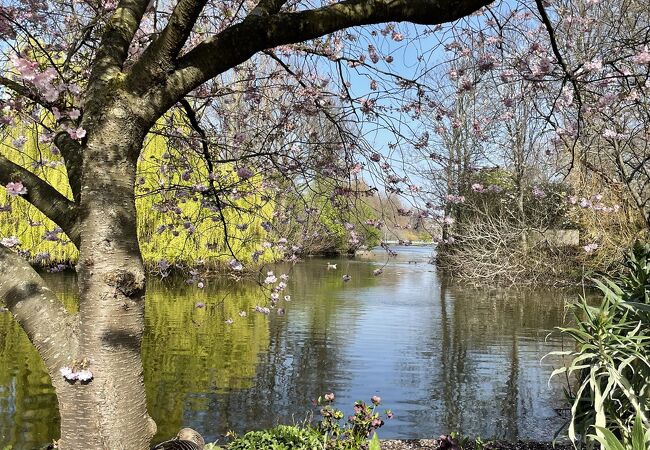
xmin=5 ymin=181 xmax=27 ymax=196
xmin=0 ymin=236 xmax=19 ymax=247
xmin=10 ymin=55 xmax=38 ymax=81
xmin=67 ymin=127 xmax=87 ymax=140
xmin=632 ymin=47 xmax=650 ymax=65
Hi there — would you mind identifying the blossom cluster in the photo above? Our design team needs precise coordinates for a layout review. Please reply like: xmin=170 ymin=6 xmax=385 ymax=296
xmin=60 ymin=365 xmax=93 ymax=382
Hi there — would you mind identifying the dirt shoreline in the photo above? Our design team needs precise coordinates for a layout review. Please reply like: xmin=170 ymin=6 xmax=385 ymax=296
xmin=381 ymin=439 xmax=572 ymax=449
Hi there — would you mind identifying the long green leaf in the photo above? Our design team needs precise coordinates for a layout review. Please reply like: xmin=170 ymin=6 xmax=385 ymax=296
xmin=591 ymin=427 xmax=626 ymax=450
xmin=369 ymin=433 xmax=381 ymax=450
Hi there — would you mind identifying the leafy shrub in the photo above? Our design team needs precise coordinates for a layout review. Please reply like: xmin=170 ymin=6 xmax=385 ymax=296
xmin=210 ymin=395 xmax=392 ymax=450
xmin=224 ymin=425 xmax=324 ymax=450
xmin=315 ymin=394 xmax=390 ymax=449
xmin=549 ymin=242 xmax=650 ymax=445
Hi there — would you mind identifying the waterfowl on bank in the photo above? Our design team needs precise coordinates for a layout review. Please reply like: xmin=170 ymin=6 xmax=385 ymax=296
xmin=327 ymin=262 xmax=337 ymax=270
xmin=151 ymin=428 xmax=205 ymax=450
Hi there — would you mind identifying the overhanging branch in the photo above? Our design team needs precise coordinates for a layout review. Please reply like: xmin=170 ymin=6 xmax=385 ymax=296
xmin=0 ymin=155 xmax=80 ymax=248
xmin=146 ymin=0 xmax=492 ymax=112
xmin=177 ymin=98 xmax=237 ymax=257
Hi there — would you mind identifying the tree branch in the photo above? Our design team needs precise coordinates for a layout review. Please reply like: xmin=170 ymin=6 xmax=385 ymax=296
xmin=0 ymin=246 xmax=80 ymax=375
xmin=89 ymin=0 xmax=151 ymax=81
xmin=145 ymin=0 xmax=492 ymax=113
xmin=0 ymin=155 xmax=80 ymax=248
xmin=250 ymin=0 xmax=288 ymax=16
xmin=53 ymin=132 xmax=83 ymax=204
xmin=132 ymin=0 xmax=209 ymax=80
xmin=177 ymin=98 xmax=237 ymax=257
xmin=0 ymin=75 xmax=54 ymax=110
xmin=0 ymin=76 xmax=85 ymax=205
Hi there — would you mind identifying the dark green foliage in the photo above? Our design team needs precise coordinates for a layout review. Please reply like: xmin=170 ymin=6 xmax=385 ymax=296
xmin=224 ymin=425 xmax=324 ymax=450
xmin=549 ymin=242 xmax=650 ymax=446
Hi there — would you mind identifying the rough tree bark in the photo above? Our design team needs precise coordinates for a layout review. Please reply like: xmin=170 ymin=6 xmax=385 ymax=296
xmin=0 ymin=0 xmax=493 ymax=448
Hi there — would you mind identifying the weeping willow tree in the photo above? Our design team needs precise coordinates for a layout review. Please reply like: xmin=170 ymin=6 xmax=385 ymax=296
xmin=0 ymin=119 xmax=277 ymax=268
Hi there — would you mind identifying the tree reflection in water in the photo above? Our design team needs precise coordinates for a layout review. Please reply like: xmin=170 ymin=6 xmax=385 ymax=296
xmin=0 ymin=248 xmax=576 ymax=448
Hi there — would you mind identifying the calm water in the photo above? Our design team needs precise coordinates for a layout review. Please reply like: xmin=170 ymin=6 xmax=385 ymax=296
xmin=1 ymin=247 xmax=576 ymax=448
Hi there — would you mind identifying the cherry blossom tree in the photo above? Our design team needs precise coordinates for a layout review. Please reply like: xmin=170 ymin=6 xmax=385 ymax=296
xmin=0 ymin=0 xmax=492 ymax=448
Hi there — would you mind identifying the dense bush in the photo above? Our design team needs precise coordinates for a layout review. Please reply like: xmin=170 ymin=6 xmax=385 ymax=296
xmin=212 ymin=425 xmax=323 ymax=450
xmin=436 ymin=166 xmax=649 ymax=286
xmin=436 ymin=172 xmax=582 ymax=285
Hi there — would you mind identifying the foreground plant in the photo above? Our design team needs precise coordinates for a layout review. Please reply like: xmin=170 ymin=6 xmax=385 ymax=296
xmin=316 ymin=394 xmax=392 ymax=449
xmin=213 ymin=396 xmax=391 ymax=450
xmin=549 ymin=242 xmax=650 ymax=445
xmin=590 ymin=413 xmax=650 ymax=450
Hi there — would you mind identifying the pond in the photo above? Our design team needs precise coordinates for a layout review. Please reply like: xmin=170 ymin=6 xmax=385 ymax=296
xmin=0 ymin=246 xmax=576 ymax=449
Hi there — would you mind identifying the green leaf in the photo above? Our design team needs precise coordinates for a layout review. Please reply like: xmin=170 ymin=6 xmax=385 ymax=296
xmin=631 ymin=413 xmax=647 ymax=450
xmin=369 ymin=433 xmax=381 ymax=450
xmin=590 ymin=427 xmax=626 ymax=450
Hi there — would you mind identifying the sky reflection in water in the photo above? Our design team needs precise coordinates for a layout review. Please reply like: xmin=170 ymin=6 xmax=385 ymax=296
xmin=0 ymin=247 xmax=574 ymax=448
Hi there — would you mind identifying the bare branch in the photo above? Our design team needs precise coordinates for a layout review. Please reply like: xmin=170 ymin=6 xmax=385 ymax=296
xmin=0 ymin=155 xmax=80 ymax=247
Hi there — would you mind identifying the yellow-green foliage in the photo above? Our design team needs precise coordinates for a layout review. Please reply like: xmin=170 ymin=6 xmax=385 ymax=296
xmin=0 ymin=119 xmax=278 ymax=267
xmin=0 ymin=121 xmax=78 ymax=263
xmin=136 ymin=127 xmax=278 ymax=267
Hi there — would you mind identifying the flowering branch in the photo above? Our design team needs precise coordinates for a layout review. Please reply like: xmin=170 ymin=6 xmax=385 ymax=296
xmin=0 ymin=155 xmax=80 ymax=247
xmin=0 ymin=75 xmax=54 ymax=110
xmin=141 ymin=0 xmax=492 ymax=111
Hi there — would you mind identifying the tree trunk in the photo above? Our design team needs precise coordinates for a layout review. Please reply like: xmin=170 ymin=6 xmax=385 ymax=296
xmin=58 ymin=102 xmax=155 ymax=449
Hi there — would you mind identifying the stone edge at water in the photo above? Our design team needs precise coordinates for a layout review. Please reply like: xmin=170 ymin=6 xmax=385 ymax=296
xmin=380 ymin=439 xmax=572 ymax=450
